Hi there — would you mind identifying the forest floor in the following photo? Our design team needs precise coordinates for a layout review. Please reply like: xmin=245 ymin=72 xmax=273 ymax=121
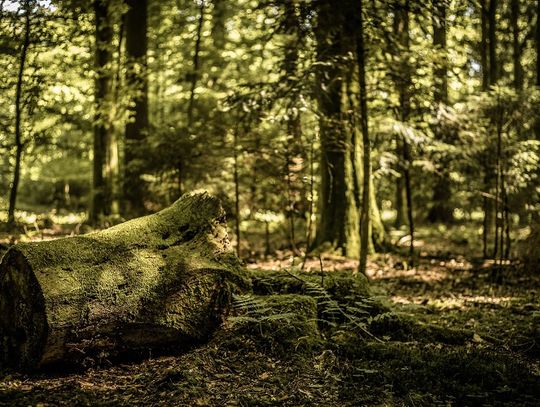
xmin=0 ymin=225 xmax=539 ymax=406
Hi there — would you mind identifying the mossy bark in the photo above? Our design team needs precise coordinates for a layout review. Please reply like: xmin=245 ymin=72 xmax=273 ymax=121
xmin=313 ymin=0 xmax=387 ymax=258
xmin=0 ymin=192 xmax=249 ymax=370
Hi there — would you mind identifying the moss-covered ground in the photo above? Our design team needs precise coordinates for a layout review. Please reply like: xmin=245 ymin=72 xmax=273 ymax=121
xmin=0 ymin=225 xmax=539 ymax=406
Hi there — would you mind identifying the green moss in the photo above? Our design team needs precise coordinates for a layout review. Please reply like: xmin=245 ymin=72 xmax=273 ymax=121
xmin=0 ymin=192 xmax=251 ymax=367
xmin=341 ymin=341 xmax=540 ymax=405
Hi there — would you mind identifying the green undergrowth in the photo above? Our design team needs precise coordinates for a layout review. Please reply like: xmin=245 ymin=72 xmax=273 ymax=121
xmin=339 ymin=340 xmax=540 ymax=406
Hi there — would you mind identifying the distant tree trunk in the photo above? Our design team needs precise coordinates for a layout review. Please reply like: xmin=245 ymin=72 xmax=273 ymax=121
xmin=282 ymin=0 xmax=304 ymax=254
xmin=394 ymin=0 xmax=414 ymax=259
xmin=428 ymin=0 xmax=454 ymax=224
xmin=432 ymin=0 xmax=448 ymax=104
xmin=187 ymin=0 xmax=206 ymax=127
xmin=395 ymin=176 xmax=406 ymax=227
xmin=536 ymin=0 xmax=540 ymax=140
xmin=488 ymin=0 xmax=498 ymax=85
xmin=356 ymin=0 xmax=370 ymax=275
xmin=211 ymin=0 xmax=226 ymax=50
xmin=107 ymin=14 xmax=125 ymax=217
xmin=393 ymin=0 xmax=409 ymax=230
xmin=90 ymin=0 xmax=113 ymax=225
xmin=233 ymin=126 xmax=241 ymax=258
xmin=480 ymin=0 xmax=498 ymax=258
xmin=489 ymin=0 xmax=499 ymax=259
xmin=7 ymin=1 xmax=31 ymax=230
xmin=537 ymin=0 xmax=540 ymax=90
xmin=510 ymin=0 xmax=523 ymax=91
xmin=124 ymin=0 xmax=148 ymax=216
xmin=481 ymin=0 xmax=489 ymax=91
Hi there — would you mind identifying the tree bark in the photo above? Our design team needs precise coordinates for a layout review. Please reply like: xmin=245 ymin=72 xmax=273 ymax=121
xmin=536 ymin=0 xmax=540 ymax=140
xmin=314 ymin=0 xmax=386 ymax=258
xmin=211 ymin=0 xmax=226 ymax=51
xmin=488 ymin=0 xmax=498 ymax=85
xmin=510 ymin=0 xmax=523 ymax=91
xmin=428 ymin=0 xmax=454 ymax=224
xmin=282 ymin=0 xmax=304 ymax=254
xmin=393 ymin=0 xmax=414 ymax=259
xmin=314 ymin=0 xmax=359 ymax=257
xmin=356 ymin=0 xmax=371 ymax=275
xmin=91 ymin=0 xmax=113 ymax=225
xmin=481 ymin=0 xmax=498 ymax=257
xmin=124 ymin=0 xmax=149 ymax=216
xmin=0 ymin=193 xmax=248 ymax=370
xmin=7 ymin=1 xmax=31 ymax=229
xmin=481 ymin=0 xmax=489 ymax=90
xmin=187 ymin=0 xmax=206 ymax=127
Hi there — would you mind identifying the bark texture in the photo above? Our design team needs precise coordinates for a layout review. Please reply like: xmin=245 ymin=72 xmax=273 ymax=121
xmin=313 ymin=0 xmax=387 ymax=257
xmin=124 ymin=0 xmax=149 ymax=216
xmin=91 ymin=0 xmax=114 ymax=225
xmin=0 ymin=192 xmax=249 ymax=370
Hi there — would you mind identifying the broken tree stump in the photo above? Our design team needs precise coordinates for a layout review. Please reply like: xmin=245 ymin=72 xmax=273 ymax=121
xmin=0 ymin=192 xmax=249 ymax=369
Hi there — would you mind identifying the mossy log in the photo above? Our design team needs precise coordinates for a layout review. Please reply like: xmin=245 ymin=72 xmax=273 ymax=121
xmin=0 ymin=192 xmax=249 ymax=369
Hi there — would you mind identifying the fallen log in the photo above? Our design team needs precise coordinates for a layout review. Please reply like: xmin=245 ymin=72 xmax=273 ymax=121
xmin=0 ymin=192 xmax=249 ymax=369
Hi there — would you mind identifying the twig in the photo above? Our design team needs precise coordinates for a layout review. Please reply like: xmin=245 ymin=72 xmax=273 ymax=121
xmin=319 ymin=254 xmax=324 ymax=286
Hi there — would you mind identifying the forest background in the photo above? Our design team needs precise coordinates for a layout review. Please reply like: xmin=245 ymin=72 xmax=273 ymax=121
xmin=0 ymin=0 xmax=539 ymax=269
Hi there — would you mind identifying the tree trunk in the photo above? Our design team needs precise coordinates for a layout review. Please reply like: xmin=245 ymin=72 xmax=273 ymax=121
xmin=7 ymin=2 xmax=31 ymax=229
xmin=211 ymin=0 xmax=226 ymax=51
xmin=314 ymin=0 xmax=386 ymax=258
xmin=393 ymin=0 xmax=414 ymax=258
xmin=282 ymin=0 xmax=304 ymax=254
xmin=356 ymin=0 xmax=370 ymax=275
xmin=481 ymin=0 xmax=489 ymax=90
xmin=233 ymin=128 xmax=241 ymax=258
xmin=395 ymin=175 xmax=406 ymax=227
xmin=488 ymin=0 xmax=498 ymax=85
xmin=187 ymin=0 xmax=205 ymax=127
xmin=481 ymin=0 xmax=498 ymax=257
xmin=535 ymin=0 xmax=540 ymax=140
xmin=510 ymin=0 xmax=523 ymax=91
xmin=124 ymin=0 xmax=149 ymax=216
xmin=314 ymin=0 xmax=359 ymax=258
xmin=428 ymin=0 xmax=454 ymax=224
xmin=0 ymin=193 xmax=249 ymax=370
xmin=90 ymin=0 xmax=113 ymax=225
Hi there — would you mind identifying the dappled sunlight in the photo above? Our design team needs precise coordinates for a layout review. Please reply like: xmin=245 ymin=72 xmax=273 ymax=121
xmin=390 ymin=294 xmax=518 ymax=310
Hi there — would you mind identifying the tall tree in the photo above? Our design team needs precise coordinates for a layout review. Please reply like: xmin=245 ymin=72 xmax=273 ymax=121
xmin=314 ymin=0 xmax=386 ymax=258
xmin=187 ymin=0 xmax=206 ymax=128
xmin=313 ymin=0 xmax=361 ymax=257
xmin=90 ymin=0 xmax=113 ymax=225
xmin=281 ymin=0 xmax=305 ymax=253
xmin=510 ymin=0 xmax=523 ymax=91
xmin=537 ymin=0 xmax=540 ymax=140
xmin=488 ymin=0 xmax=498 ymax=85
xmin=393 ymin=0 xmax=414 ymax=259
xmin=480 ymin=0 xmax=489 ymax=91
xmin=7 ymin=0 xmax=31 ymax=229
xmin=124 ymin=0 xmax=148 ymax=216
xmin=480 ymin=0 xmax=498 ymax=257
xmin=356 ymin=0 xmax=371 ymax=275
xmin=428 ymin=0 xmax=454 ymax=224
